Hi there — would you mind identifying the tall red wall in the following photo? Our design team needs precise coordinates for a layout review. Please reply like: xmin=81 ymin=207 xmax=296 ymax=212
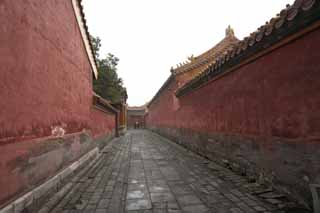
xmin=149 ymin=27 xmax=320 ymax=137
xmin=0 ymin=1 xmax=115 ymax=206
xmin=146 ymin=27 xmax=320 ymax=207
xmin=0 ymin=0 xmax=97 ymax=143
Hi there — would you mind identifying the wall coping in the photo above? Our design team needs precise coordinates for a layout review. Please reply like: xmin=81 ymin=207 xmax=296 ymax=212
xmin=71 ymin=0 xmax=98 ymax=79
xmin=92 ymin=93 xmax=119 ymax=115
xmin=147 ymin=75 xmax=174 ymax=108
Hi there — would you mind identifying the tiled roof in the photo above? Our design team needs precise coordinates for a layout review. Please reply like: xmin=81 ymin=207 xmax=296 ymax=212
xmin=147 ymin=74 xmax=175 ymax=108
xmin=148 ymin=27 xmax=238 ymax=108
xmin=171 ymin=27 xmax=239 ymax=76
xmin=128 ymin=106 xmax=147 ymax=116
xmin=176 ymin=0 xmax=320 ymax=97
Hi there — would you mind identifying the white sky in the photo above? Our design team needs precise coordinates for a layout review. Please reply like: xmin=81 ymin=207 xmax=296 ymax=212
xmin=82 ymin=0 xmax=294 ymax=106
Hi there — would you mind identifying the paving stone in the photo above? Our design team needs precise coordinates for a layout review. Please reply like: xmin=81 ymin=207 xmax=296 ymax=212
xmin=253 ymin=205 xmax=267 ymax=211
xmin=97 ymin=198 xmax=110 ymax=209
xmin=168 ymin=210 xmax=182 ymax=213
xmin=236 ymin=202 xmax=255 ymax=213
xmin=128 ymin=182 xmax=148 ymax=191
xmin=150 ymin=192 xmax=175 ymax=203
xmin=74 ymin=199 xmax=88 ymax=210
xmin=225 ymin=193 xmax=241 ymax=202
xmin=127 ymin=190 xmax=149 ymax=199
xmin=38 ymin=130 xmax=281 ymax=213
xmin=171 ymin=185 xmax=193 ymax=195
xmin=176 ymin=194 xmax=203 ymax=206
xmin=181 ymin=204 xmax=210 ymax=213
xmin=95 ymin=209 xmax=107 ymax=213
xmin=126 ymin=199 xmax=152 ymax=211
xmin=152 ymin=209 xmax=167 ymax=213
xmin=148 ymin=183 xmax=170 ymax=193
xmin=230 ymin=207 xmax=244 ymax=213
xmin=102 ymin=190 xmax=113 ymax=198
xmin=83 ymin=204 xmax=97 ymax=212
xmin=265 ymin=198 xmax=282 ymax=205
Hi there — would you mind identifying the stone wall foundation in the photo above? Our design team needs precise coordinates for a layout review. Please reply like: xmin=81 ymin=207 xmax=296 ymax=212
xmin=148 ymin=126 xmax=320 ymax=209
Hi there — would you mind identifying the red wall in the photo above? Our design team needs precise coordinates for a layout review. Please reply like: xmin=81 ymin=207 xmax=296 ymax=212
xmin=90 ymin=108 xmax=115 ymax=138
xmin=0 ymin=1 xmax=115 ymax=206
xmin=147 ymin=28 xmax=320 ymax=139
xmin=146 ymin=27 xmax=320 ymax=206
xmin=0 ymin=0 xmax=108 ymax=143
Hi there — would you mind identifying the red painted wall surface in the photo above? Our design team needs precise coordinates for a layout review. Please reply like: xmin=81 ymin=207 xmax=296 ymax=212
xmin=0 ymin=0 xmax=113 ymax=143
xmin=147 ymin=28 xmax=320 ymax=140
xmin=146 ymin=28 xmax=320 ymax=206
xmin=0 ymin=1 xmax=115 ymax=206
xmin=90 ymin=108 xmax=115 ymax=138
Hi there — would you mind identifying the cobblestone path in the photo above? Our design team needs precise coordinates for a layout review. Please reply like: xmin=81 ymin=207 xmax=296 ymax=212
xmin=43 ymin=130 xmax=279 ymax=213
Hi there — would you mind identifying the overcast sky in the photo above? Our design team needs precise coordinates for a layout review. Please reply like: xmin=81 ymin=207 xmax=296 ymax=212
xmin=82 ymin=0 xmax=294 ymax=106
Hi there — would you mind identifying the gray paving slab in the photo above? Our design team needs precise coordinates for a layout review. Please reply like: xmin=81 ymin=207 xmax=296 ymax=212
xmin=40 ymin=130 xmax=280 ymax=213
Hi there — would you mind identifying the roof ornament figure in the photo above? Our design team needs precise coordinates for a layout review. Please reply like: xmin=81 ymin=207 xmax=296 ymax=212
xmin=226 ymin=25 xmax=235 ymax=37
xmin=188 ymin=54 xmax=195 ymax=62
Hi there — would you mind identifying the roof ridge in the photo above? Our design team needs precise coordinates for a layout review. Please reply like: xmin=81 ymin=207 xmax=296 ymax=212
xmin=176 ymin=0 xmax=320 ymax=97
xmin=171 ymin=28 xmax=239 ymax=76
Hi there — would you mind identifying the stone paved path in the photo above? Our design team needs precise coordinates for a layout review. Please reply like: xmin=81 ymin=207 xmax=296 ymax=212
xmin=43 ymin=130 xmax=279 ymax=213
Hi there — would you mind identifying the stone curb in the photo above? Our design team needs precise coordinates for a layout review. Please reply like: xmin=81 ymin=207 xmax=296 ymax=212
xmin=310 ymin=184 xmax=320 ymax=213
xmin=0 ymin=148 xmax=100 ymax=213
xmin=36 ymin=140 xmax=116 ymax=213
xmin=37 ymin=155 xmax=102 ymax=213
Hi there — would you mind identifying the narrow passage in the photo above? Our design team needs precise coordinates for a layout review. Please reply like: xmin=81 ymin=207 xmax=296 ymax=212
xmin=43 ymin=130 xmax=276 ymax=213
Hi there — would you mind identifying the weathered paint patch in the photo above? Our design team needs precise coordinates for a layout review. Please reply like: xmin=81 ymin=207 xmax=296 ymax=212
xmin=0 ymin=131 xmax=105 ymax=206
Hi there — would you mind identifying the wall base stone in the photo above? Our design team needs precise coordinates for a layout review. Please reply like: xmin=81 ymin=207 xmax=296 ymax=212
xmin=0 ymin=146 xmax=99 ymax=213
xmin=148 ymin=126 xmax=320 ymax=209
xmin=0 ymin=131 xmax=114 ymax=210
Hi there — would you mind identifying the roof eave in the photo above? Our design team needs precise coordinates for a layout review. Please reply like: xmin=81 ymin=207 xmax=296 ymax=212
xmin=176 ymin=0 xmax=320 ymax=97
xmin=71 ymin=0 xmax=98 ymax=79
